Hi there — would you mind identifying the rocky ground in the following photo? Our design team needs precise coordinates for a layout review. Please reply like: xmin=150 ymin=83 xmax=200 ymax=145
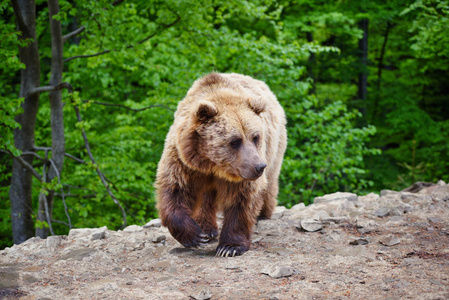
xmin=1 ymin=182 xmax=449 ymax=300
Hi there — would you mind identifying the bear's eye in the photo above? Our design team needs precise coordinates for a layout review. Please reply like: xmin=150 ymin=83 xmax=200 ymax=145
xmin=253 ymin=134 xmax=260 ymax=145
xmin=230 ymin=138 xmax=242 ymax=149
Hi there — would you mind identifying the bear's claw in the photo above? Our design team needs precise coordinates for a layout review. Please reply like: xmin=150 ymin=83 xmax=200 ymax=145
xmin=215 ymin=245 xmax=246 ymax=257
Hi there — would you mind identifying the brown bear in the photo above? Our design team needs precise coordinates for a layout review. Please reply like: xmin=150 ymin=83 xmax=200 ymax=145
xmin=155 ymin=72 xmax=287 ymax=257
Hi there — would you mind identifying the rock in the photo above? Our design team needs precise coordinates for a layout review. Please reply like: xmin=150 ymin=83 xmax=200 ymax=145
xmin=356 ymin=217 xmax=376 ymax=228
xmin=374 ymin=207 xmax=390 ymax=217
xmin=332 ymin=246 xmax=375 ymax=260
xmin=92 ymin=228 xmax=106 ymax=240
xmin=423 ymin=185 xmax=449 ymax=201
xmin=271 ymin=206 xmax=286 ymax=220
xmin=190 ymin=287 xmax=212 ymax=300
xmin=298 ymin=219 xmax=323 ymax=232
xmin=46 ymin=236 xmax=63 ymax=248
xmin=322 ymin=217 xmax=348 ymax=224
xmin=349 ymin=239 xmax=369 ymax=245
xmin=314 ymin=192 xmax=357 ymax=204
xmin=402 ymin=181 xmax=435 ymax=193
xmin=314 ymin=210 xmax=330 ymax=220
xmin=358 ymin=193 xmax=380 ymax=203
xmin=265 ymin=247 xmax=294 ymax=255
xmin=123 ymin=225 xmax=143 ymax=232
xmin=152 ymin=235 xmax=166 ymax=243
xmin=379 ymin=235 xmax=400 ymax=246
xmin=380 ymin=190 xmax=399 ymax=197
xmin=395 ymin=204 xmax=414 ymax=214
xmin=69 ymin=226 xmax=108 ymax=240
xmin=290 ymin=203 xmax=306 ymax=211
xmin=427 ymin=217 xmax=441 ymax=223
xmin=261 ymin=266 xmax=294 ymax=278
xmin=143 ymin=219 xmax=162 ymax=228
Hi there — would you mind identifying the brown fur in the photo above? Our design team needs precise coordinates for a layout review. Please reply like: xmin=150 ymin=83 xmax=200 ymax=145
xmin=155 ymin=73 xmax=287 ymax=256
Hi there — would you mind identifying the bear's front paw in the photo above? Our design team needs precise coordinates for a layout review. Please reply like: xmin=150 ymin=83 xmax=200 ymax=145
xmin=170 ymin=222 xmax=210 ymax=248
xmin=215 ymin=244 xmax=249 ymax=257
xmin=201 ymin=226 xmax=218 ymax=240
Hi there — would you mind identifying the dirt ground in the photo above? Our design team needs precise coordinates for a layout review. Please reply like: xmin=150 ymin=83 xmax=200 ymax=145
xmin=1 ymin=182 xmax=448 ymax=299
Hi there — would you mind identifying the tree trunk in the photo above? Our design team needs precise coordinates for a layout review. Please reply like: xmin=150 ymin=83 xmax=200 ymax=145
xmin=372 ymin=21 xmax=392 ymax=123
xmin=36 ymin=0 xmax=65 ymax=238
xmin=10 ymin=0 xmax=41 ymax=244
xmin=357 ymin=18 xmax=369 ymax=115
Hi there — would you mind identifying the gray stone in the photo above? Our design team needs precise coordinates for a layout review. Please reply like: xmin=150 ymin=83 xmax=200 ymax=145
xmin=59 ymin=248 xmax=97 ymax=261
xmin=356 ymin=218 xmax=376 ymax=228
xmin=379 ymin=235 xmax=400 ymax=246
xmin=380 ymin=190 xmax=399 ymax=197
xmin=298 ymin=219 xmax=323 ymax=232
xmin=191 ymin=287 xmax=212 ymax=300
xmin=69 ymin=226 xmax=108 ymax=240
xmin=143 ymin=219 xmax=162 ymax=228
xmin=123 ymin=225 xmax=143 ymax=232
xmin=261 ymin=266 xmax=294 ymax=278
xmin=349 ymin=239 xmax=369 ymax=245
xmin=152 ymin=235 xmax=166 ymax=243
xmin=374 ymin=207 xmax=390 ymax=217
xmin=314 ymin=210 xmax=330 ymax=220
xmin=290 ymin=203 xmax=306 ymax=211
xmin=428 ymin=217 xmax=441 ymax=223
xmin=271 ymin=206 xmax=286 ymax=220
xmin=322 ymin=217 xmax=348 ymax=224
xmin=265 ymin=247 xmax=294 ymax=255
xmin=46 ymin=236 xmax=62 ymax=248
xmin=314 ymin=192 xmax=357 ymax=204
xmin=92 ymin=228 xmax=106 ymax=240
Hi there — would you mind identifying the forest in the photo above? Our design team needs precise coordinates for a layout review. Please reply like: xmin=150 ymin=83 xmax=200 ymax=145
xmin=1 ymin=0 xmax=448 ymax=249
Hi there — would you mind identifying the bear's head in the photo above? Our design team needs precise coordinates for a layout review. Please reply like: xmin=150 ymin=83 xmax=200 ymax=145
xmin=176 ymin=89 xmax=267 ymax=182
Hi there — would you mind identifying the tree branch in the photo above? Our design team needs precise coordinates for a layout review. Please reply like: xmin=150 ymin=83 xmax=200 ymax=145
xmin=40 ymin=163 xmax=55 ymax=236
xmin=72 ymin=102 xmax=127 ymax=228
xmin=51 ymin=219 xmax=70 ymax=227
xmin=64 ymin=9 xmax=181 ymax=63
xmin=65 ymin=153 xmax=87 ymax=164
xmin=63 ymin=25 xmax=85 ymax=43
xmin=64 ymin=50 xmax=111 ymax=62
xmin=48 ymin=157 xmax=72 ymax=229
xmin=27 ymin=82 xmax=73 ymax=97
xmin=55 ymin=193 xmax=96 ymax=199
xmin=34 ymin=146 xmax=87 ymax=165
xmin=1 ymin=150 xmax=43 ymax=182
xmin=86 ymin=100 xmax=175 ymax=112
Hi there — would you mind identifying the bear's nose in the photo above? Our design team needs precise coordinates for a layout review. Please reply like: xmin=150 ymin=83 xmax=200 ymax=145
xmin=255 ymin=163 xmax=267 ymax=175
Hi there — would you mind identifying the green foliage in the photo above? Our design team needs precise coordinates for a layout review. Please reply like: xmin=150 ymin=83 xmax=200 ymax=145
xmin=2 ymin=0 xmax=448 ymax=249
xmin=280 ymin=96 xmax=378 ymax=206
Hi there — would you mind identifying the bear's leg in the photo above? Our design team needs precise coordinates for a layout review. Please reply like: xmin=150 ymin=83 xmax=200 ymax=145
xmin=216 ymin=198 xmax=258 ymax=257
xmin=257 ymin=185 xmax=278 ymax=220
xmin=159 ymin=186 xmax=209 ymax=248
xmin=194 ymin=190 xmax=218 ymax=240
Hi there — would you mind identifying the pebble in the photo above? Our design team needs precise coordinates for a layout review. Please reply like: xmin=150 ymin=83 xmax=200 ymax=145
xmin=143 ymin=219 xmax=162 ymax=228
xmin=374 ymin=207 xmax=390 ymax=217
xmin=190 ymin=287 xmax=212 ymax=300
xmin=152 ymin=235 xmax=166 ymax=243
xmin=314 ymin=192 xmax=357 ymax=204
xmin=298 ymin=219 xmax=323 ymax=232
xmin=261 ymin=266 xmax=294 ymax=278
xmin=349 ymin=239 xmax=369 ymax=245
xmin=379 ymin=235 xmax=400 ymax=246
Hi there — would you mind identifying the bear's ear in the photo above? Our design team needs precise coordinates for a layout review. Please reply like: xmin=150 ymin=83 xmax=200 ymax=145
xmin=196 ymin=101 xmax=218 ymax=122
xmin=248 ymin=98 xmax=266 ymax=115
